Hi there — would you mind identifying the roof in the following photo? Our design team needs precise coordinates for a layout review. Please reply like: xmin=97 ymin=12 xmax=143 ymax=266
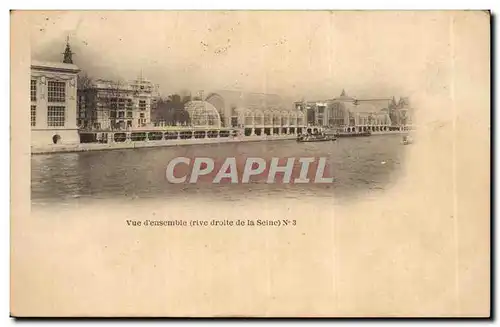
xmin=329 ymin=99 xmax=390 ymax=114
xmin=205 ymin=90 xmax=294 ymax=111
xmin=333 ymin=95 xmax=356 ymax=102
xmin=184 ymin=100 xmax=222 ymax=128
xmin=349 ymin=102 xmax=387 ymax=113
xmin=31 ymin=60 xmax=80 ymax=73
xmin=333 ymin=89 xmax=356 ymax=102
xmin=184 ymin=100 xmax=220 ymax=115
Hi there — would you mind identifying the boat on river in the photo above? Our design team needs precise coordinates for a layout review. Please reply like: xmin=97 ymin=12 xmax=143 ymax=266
xmin=297 ymin=134 xmax=337 ymax=143
xmin=401 ymin=134 xmax=413 ymax=145
xmin=334 ymin=131 xmax=372 ymax=138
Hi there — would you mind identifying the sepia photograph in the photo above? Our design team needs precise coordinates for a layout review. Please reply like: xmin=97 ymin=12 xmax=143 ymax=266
xmin=10 ymin=10 xmax=490 ymax=317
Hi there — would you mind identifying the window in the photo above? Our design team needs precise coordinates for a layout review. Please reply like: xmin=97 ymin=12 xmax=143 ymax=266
xmin=140 ymin=113 xmax=145 ymax=118
xmin=47 ymin=106 xmax=65 ymax=127
xmin=30 ymin=80 xmax=37 ymax=102
xmin=31 ymin=105 xmax=36 ymax=126
xmin=118 ymin=111 xmax=125 ymax=118
xmin=118 ymin=98 xmax=126 ymax=110
xmin=127 ymin=111 xmax=133 ymax=118
xmin=139 ymin=100 xmax=146 ymax=111
xmin=110 ymin=98 xmax=117 ymax=110
xmin=47 ymin=81 xmax=66 ymax=103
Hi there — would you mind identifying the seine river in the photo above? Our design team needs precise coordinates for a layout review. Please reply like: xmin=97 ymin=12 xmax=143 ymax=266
xmin=31 ymin=134 xmax=405 ymax=206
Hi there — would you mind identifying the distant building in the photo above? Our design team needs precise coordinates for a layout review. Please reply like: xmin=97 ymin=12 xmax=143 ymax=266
xmin=30 ymin=40 xmax=81 ymax=146
xmin=295 ymin=90 xmax=404 ymax=132
xmin=204 ymin=90 xmax=305 ymax=132
xmin=78 ymin=77 xmax=157 ymax=130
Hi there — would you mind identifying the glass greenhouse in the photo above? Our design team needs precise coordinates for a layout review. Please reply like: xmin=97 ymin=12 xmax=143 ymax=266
xmin=184 ymin=101 xmax=222 ymax=128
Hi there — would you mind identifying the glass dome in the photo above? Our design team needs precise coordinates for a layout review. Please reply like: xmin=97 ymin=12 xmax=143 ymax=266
xmin=184 ymin=101 xmax=222 ymax=128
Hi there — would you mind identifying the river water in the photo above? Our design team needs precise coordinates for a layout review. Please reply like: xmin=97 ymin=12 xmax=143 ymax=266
xmin=31 ymin=134 xmax=406 ymax=206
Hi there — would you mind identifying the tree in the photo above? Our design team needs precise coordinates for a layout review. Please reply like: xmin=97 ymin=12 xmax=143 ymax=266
xmin=400 ymin=110 xmax=408 ymax=126
xmin=153 ymin=94 xmax=191 ymax=125
xmin=77 ymin=72 xmax=94 ymax=91
xmin=389 ymin=111 xmax=399 ymax=127
xmin=76 ymin=72 xmax=96 ymax=129
xmin=389 ymin=96 xmax=397 ymax=110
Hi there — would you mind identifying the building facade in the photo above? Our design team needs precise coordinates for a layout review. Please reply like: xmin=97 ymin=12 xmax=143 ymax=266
xmin=78 ymin=77 xmax=157 ymax=130
xmin=30 ymin=60 xmax=81 ymax=146
xmin=295 ymin=90 xmax=411 ymax=132
xmin=203 ymin=90 xmax=306 ymax=135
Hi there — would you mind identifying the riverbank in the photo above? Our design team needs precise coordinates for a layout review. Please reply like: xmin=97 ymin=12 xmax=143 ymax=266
xmin=31 ymin=130 xmax=406 ymax=155
xmin=31 ymin=134 xmax=297 ymax=155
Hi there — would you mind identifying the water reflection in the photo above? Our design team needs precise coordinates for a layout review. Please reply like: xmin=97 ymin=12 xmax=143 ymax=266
xmin=31 ymin=135 xmax=405 ymax=205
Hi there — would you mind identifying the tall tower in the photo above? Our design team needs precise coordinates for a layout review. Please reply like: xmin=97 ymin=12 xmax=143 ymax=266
xmin=62 ymin=36 xmax=74 ymax=64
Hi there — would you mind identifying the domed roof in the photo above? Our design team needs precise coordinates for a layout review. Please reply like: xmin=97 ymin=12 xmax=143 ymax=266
xmin=184 ymin=101 xmax=222 ymax=128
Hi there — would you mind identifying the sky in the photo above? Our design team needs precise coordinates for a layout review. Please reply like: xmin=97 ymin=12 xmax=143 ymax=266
xmin=29 ymin=11 xmax=454 ymax=103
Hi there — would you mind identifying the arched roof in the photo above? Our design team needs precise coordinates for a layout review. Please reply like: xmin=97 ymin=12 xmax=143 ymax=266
xmin=252 ymin=109 xmax=264 ymax=116
xmin=235 ymin=107 xmax=253 ymax=115
xmin=184 ymin=100 xmax=222 ymax=128
xmin=204 ymin=90 xmax=294 ymax=112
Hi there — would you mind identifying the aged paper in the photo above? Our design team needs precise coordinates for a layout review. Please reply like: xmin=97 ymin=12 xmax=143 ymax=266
xmin=11 ymin=10 xmax=490 ymax=317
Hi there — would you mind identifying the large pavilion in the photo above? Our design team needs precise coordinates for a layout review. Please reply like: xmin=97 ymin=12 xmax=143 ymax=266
xmin=296 ymin=90 xmax=406 ymax=132
xmin=200 ymin=90 xmax=307 ymax=136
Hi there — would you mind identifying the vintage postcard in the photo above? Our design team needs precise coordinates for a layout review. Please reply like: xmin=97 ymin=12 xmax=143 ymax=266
xmin=10 ymin=10 xmax=490 ymax=317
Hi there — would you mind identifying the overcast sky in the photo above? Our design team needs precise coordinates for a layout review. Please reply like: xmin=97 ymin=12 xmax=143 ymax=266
xmin=29 ymin=11 xmax=453 ymax=102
